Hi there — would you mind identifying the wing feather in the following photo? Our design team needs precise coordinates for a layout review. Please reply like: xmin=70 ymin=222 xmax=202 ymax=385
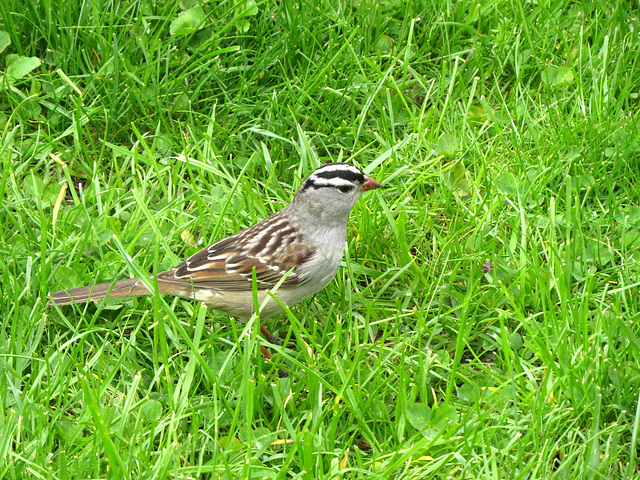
xmin=157 ymin=211 xmax=316 ymax=291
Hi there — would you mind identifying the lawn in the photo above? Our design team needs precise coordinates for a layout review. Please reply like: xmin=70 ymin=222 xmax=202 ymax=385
xmin=2 ymin=0 xmax=640 ymax=478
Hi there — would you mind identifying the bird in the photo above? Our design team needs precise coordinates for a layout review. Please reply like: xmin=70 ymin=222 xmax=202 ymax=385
xmin=48 ymin=163 xmax=382 ymax=338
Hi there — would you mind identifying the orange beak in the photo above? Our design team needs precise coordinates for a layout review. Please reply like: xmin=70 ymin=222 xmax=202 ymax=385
xmin=362 ymin=175 xmax=383 ymax=191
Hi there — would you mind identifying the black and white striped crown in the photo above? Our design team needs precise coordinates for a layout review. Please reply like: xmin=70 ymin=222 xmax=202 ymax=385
xmin=301 ymin=163 xmax=366 ymax=190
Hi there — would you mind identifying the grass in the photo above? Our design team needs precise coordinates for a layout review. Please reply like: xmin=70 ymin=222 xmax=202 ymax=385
xmin=2 ymin=0 xmax=640 ymax=478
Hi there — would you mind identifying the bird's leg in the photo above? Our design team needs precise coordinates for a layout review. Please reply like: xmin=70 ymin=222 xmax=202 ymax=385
xmin=259 ymin=345 xmax=272 ymax=360
xmin=260 ymin=324 xmax=297 ymax=350
xmin=260 ymin=325 xmax=281 ymax=346
xmin=259 ymin=324 xmax=290 ymax=378
xmin=258 ymin=325 xmax=278 ymax=361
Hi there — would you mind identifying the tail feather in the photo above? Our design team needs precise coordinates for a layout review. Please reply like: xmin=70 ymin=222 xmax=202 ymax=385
xmin=47 ymin=278 xmax=151 ymax=306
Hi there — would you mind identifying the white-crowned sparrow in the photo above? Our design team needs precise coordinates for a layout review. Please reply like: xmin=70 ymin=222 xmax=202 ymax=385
xmin=48 ymin=163 xmax=382 ymax=323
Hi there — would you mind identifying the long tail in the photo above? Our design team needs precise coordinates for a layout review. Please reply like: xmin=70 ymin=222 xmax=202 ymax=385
xmin=47 ymin=278 xmax=151 ymax=306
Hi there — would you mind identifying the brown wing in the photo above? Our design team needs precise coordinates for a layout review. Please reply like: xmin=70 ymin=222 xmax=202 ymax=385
xmin=157 ymin=211 xmax=316 ymax=291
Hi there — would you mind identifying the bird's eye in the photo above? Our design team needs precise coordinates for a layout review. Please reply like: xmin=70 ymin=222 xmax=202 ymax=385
xmin=337 ymin=185 xmax=353 ymax=193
